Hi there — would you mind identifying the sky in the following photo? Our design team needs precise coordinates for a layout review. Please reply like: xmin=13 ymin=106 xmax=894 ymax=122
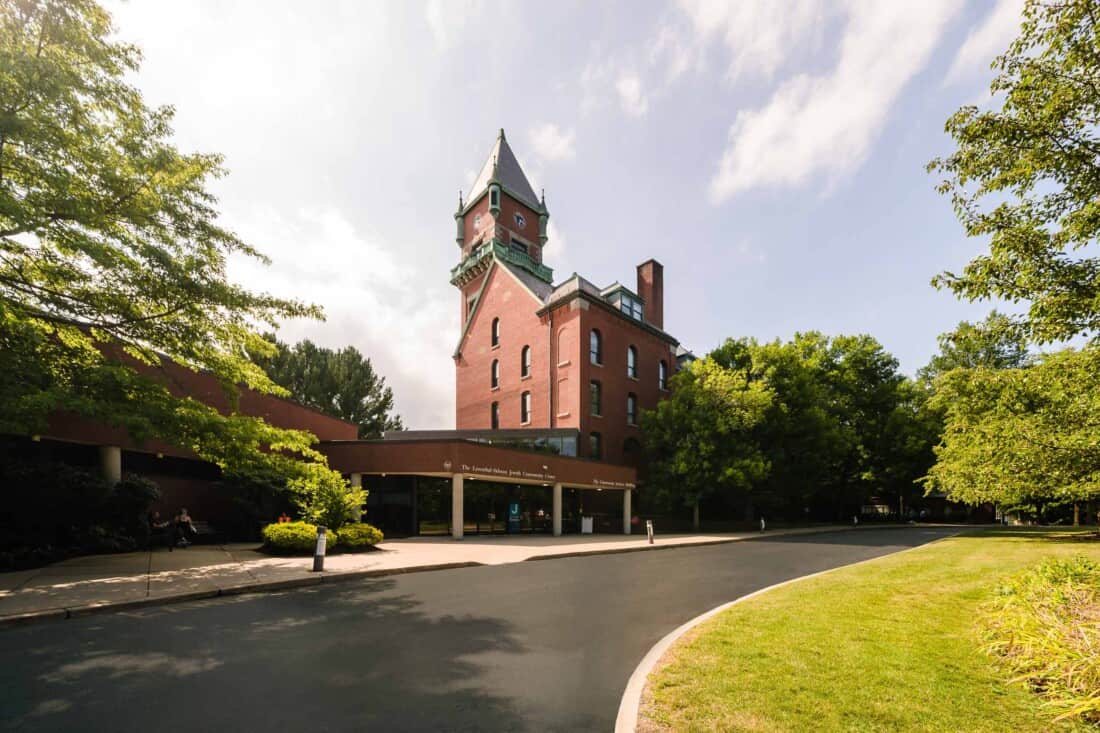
xmin=105 ymin=0 xmax=1027 ymax=429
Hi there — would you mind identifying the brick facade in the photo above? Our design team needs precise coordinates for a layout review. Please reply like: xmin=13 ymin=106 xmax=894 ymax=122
xmin=452 ymin=132 xmax=680 ymax=466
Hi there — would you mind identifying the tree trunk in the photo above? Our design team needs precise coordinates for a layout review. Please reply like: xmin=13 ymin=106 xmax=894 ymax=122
xmin=693 ymin=502 xmax=700 ymax=532
xmin=1074 ymin=502 xmax=1080 ymax=527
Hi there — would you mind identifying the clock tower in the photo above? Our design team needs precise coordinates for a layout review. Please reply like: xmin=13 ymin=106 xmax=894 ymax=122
xmin=451 ymin=129 xmax=551 ymax=304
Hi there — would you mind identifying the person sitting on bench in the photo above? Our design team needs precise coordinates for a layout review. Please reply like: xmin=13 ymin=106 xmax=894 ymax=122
xmin=170 ymin=508 xmax=197 ymax=549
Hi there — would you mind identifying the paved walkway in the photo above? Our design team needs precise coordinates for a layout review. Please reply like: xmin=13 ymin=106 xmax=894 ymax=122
xmin=0 ymin=525 xmax=904 ymax=622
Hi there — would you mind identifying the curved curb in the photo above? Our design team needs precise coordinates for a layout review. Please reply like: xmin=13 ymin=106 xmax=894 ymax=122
xmin=613 ymin=531 xmax=961 ymax=733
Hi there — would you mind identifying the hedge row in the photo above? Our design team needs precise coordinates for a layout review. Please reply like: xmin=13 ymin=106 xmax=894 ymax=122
xmin=260 ymin=521 xmax=383 ymax=555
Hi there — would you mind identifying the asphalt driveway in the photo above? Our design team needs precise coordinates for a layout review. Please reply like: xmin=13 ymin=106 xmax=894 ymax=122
xmin=0 ymin=526 xmax=956 ymax=732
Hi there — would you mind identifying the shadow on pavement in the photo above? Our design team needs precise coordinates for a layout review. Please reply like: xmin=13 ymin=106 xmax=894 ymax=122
xmin=1 ymin=577 xmax=528 ymax=733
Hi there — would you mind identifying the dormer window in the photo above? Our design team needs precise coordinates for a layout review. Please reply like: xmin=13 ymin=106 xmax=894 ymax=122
xmin=620 ymin=294 xmax=644 ymax=321
xmin=514 ymin=212 xmax=526 ymax=229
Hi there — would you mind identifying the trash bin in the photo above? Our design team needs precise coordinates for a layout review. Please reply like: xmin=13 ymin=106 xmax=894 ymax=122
xmin=581 ymin=516 xmax=594 ymax=534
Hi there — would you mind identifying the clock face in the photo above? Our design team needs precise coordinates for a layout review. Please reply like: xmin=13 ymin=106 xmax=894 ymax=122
xmin=514 ymin=213 xmax=526 ymax=229
xmin=474 ymin=214 xmax=482 ymax=229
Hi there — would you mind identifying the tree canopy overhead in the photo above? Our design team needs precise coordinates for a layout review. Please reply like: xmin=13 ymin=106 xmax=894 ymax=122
xmin=926 ymin=0 xmax=1100 ymax=521
xmin=0 ymin=0 xmax=362 ymax=525
xmin=929 ymin=0 xmax=1100 ymax=344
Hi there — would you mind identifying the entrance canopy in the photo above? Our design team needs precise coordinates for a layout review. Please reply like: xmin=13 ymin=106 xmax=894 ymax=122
xmin=320 ymin=438 xmax=636 ymax=490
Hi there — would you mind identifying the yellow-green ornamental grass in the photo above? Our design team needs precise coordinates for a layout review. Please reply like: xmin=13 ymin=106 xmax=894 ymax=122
xmin=640 ymin=530 xmax=1100 ymax=733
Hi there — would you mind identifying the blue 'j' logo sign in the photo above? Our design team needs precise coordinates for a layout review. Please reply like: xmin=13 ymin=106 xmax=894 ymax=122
xmin=507 ymin=502 xmax=521 ymax=532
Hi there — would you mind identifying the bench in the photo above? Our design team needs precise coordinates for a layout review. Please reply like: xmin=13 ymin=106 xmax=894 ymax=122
xmin=189 ymin=521 xmax=224 ymax=545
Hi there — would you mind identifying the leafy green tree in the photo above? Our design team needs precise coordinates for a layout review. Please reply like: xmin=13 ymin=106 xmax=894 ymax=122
xmin=0 ymin=0 xmax=361 ymax=525
xmin=254 ymin=336 xmax=403 ymax=439
xmin=714 ymin=335 xmax=845 ymax=519
xmin=918 ymin=311 xmax=1032 ymax=382
xmin=924 ymin=347 xmax=1100 ymax=514
xmin=641 ymin=357 xmax=772 ymax=528
xmin=928 ymin=0 xmax=1100 ymax=344
xmin=927 ymin=1 xmax=1100 ymax=521
xmin=709 ymin=333 xmax=934 ymax=520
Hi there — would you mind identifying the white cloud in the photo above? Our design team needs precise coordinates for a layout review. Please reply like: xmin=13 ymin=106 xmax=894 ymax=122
xmin=528 ymin=123 xmax=576 ymax=162
xmin=677 ymin=0 xmax=829 ymax=82
xmin=425 ymin=0 xmax=483 ymax=50
xmin=650 ymin=24 xmax=701 ymax=84
xmin=226 ymin=207 xmax=456 ymax=429
xmin=616 ymin=74 xmax=649 ymax=117
xmin=708 ymin=1 xmax=961 ymax=203
xmin=545 ymin=220 xmax=571 ymax=277
xmin=944 ymin=0 xmax=1025 ymax=85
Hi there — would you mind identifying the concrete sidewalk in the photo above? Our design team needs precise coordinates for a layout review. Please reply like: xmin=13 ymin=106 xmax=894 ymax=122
xmin=0 ymin=525 xmax=914 ymax=625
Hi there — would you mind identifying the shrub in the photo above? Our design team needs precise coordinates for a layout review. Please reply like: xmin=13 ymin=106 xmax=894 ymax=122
xmin=261 ymin=521 xmax=338 ymax=555
xmin=290 ymin=464 xmax=366 ymax=531
xmin=979 ymin=555 xmax=1100 ymax=725
xmin=337 ymin=523 xmax=383 ymax=551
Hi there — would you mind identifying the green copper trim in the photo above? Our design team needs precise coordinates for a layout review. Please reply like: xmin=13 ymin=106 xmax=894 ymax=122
xmin=450 ymin=238 xmax=553 ymax=286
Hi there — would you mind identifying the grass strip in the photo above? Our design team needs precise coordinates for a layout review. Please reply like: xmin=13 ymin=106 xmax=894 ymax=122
xmin=640 ymin=528 xmax=1100 ymax=732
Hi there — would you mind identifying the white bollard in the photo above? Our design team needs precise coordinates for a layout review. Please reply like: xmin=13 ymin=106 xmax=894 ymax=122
xmin=646 ymin=520 xmax=654 ymax=545
xmin=312 ymin=526 xmax=327 ymax=572
xmin=760 ymin=517 xmax=766 ymax=533
xmin=853 ymin=515 xmax=859 ymax=526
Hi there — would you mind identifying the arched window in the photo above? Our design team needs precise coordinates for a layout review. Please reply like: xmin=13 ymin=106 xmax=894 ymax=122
xmin=521 ymin=391 xmax=531 ymax=424
xmin=589 ymin=380 xmax=602 ymax=416
xmin=521 ymin=345 xmax=531 ymax=377
xmin=491 ymin=317 xmax=500 ymax=347
xmin=490 ymin=401 xmax=499 ymax=430
xmin=590 ymin=329 xmax=602 ymax=364
xmin=658 ymin=360 xmax=668 ymax=390
xmin=589 ymin=432 xmax=602 ymax=460
xmin=627 ymin=345 xmax=637 ymax=378
xmin=491 ymin=359 xmax=499 ymax=389
xmin=627 ymin=393 xmax=637 ymax=425
xmin=623 ymin=437 xmax=642 ymax=462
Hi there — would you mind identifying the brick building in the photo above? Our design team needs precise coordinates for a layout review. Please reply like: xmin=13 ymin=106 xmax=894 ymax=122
xmin=451 ymin=130 xmax=681 ymax=465
xmin=15 ymin=130 xmax=664 ymax=539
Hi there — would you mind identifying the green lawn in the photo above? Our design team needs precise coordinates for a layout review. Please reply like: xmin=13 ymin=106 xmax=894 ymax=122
xmin=640 ymin=529 xmax=1100 ymax=732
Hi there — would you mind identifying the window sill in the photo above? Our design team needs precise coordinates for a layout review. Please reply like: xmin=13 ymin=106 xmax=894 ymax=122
xmin=590 ymin=361 xmax=603 ymax=368
xmin=521 ymin=374 xmax=531 ymax=381
xmin=520 ymin=420 xmax=531 ymax=426
xmin=557 ymin=360 xmax=571 ymax=368
xmin=590 ymin=413 xmax=603 ymax=419
xmin=491 ymin=386 xmax=500 ymax=392
xmin=659 ymin=387 xmax=670 ymax=393
xmin=627 ymin=375 xmax=638 ymax=382
xmin=556 ymin=411 xmax=570 ymax=418
xmin=491 ymin=344 xmax=500 ymax=351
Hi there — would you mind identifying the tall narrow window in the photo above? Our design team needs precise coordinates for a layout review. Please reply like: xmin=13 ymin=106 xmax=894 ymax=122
xmin=491 ymin=317 xmax=500 ymax=347
xmin=627 ymin=346 xmax=637 ymax=378
xmin=491 ymin=359 xmax=499 ymax=389
xmin=590 ymin=329 xmax=602 ymax=365
xmin=521 ymin=391 xmax=531 ymax=424
xmin=627 ymin=393 xmax=637 ymax=425
xmin=589 ymin=432 xmax=602 ymax=460
xmin=589 ymin=380 xmax=602 ymax=416
xmin=658 ymin=360 xmax=668 ymax=390
xmin=521 ymin=345 xmax=531 ymax=377
xmin=490 ymin=401 xmax=499 ymax=430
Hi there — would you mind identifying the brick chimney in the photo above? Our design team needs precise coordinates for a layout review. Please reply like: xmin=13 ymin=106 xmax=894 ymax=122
xmin=636 ymin=259 xmax=664 ymax=329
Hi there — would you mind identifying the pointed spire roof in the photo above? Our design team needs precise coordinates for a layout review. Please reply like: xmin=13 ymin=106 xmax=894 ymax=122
xmin=466 ymin=128 xmax=541 ymax=211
